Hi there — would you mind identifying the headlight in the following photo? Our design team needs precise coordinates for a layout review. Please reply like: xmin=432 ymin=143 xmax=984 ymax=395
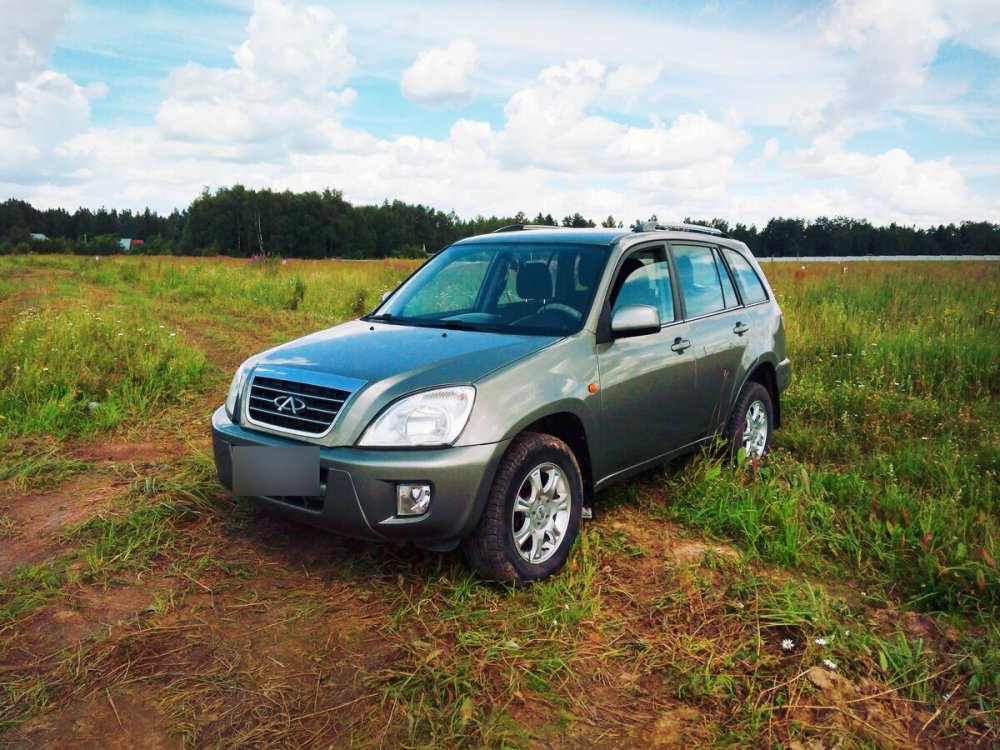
xmin=359 ymin=386 xmax=475 ymax=447
xmin=225 ymin=361 xmax=251 ymax=420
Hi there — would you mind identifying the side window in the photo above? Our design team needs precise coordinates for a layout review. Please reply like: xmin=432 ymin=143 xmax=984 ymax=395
xmin=712 ymin=248 xmax=739 ymax=308
xmin=672 ymin=244 xmax=725 ymax=318
xmin=610 ymin=248 xmax=674 ymax=324
xmin=722 ymin=248 xmax=768 ymax=304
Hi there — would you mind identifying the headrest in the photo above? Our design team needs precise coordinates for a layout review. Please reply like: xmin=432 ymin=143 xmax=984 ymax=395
xmin=576 ymin=254 xmax=604 ymax=289
xmin=517 ymin=262 xmax=552 ymax=300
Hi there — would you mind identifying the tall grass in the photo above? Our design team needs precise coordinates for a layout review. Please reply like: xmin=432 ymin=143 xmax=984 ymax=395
xmin=1 ymin=255 xmax=997 ymax=745
xmin=0 ymin=300 xmax=210 ymax=439
xmin=75 ymin=254 xmax=417 ymax=322
xmin=660 ymin=261 xmax=999 ymax=613
xmin=2 ymin=255 xmax=995 ymax=611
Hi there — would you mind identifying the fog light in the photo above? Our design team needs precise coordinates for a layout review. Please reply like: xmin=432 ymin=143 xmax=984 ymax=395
xmin=397 ymin=483 xmax=432 ymax=516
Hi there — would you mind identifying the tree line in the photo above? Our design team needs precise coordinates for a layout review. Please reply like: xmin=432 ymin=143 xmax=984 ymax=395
xmin=2 ymin=187 xmax=998 ymax=258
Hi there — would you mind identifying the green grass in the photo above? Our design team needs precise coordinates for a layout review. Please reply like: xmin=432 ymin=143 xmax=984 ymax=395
xmin=74 ymin=253 xmax=415 ymax=323
xmin=367 ymin=535 xmax=603 ymax=747
xmin=652 ymin=262 xmax=999 ymax=615
xmin=0 ymin=438 xmax=92 ymax=491
xmin=0 ymin=255 xmax=997 ymax=748
xmin=75 ymin=453 xmax=225 ymax=581
xmin=0 ymin=263 xmax=212 ymax=439
xmin=0 ymin=561 xmax=67 ymax=624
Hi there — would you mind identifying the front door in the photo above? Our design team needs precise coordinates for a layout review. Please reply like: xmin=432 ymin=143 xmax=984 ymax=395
xmin=595 ymin=246 xmax=701 ymax=480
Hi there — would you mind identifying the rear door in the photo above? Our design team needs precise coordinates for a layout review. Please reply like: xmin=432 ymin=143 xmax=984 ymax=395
xmin=670 ymin=243 xmax=750 ymax=436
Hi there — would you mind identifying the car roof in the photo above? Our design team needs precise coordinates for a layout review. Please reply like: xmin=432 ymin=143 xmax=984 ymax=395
xmin=455 ymin=227 xmax=630 ymax=247
xmin=453 ymin=224 xmax=743 ymax=252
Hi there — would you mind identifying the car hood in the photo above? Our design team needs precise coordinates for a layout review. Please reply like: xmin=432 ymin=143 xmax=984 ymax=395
xmin=250 ymin=319 xmax=559 ymax=389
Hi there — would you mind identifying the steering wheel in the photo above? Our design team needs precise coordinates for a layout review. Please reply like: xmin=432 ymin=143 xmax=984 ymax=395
xmin=538 ymin=303 xmax=581 ymax=321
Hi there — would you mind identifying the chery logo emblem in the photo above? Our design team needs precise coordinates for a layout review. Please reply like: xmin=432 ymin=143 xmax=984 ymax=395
xmin=274 ymin=395 xmax=307 ymax=415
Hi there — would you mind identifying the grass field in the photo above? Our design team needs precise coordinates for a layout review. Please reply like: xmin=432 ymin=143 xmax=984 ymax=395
xmin=1 ymin=253 xmax=997 ymax=748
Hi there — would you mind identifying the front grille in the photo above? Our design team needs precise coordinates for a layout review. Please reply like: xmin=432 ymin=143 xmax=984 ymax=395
xmin=247 ymin=375 xmax=349 ymax=434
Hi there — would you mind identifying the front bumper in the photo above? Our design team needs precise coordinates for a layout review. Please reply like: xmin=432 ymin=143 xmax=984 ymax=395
xmin=211 ymin=406 xmax=509 ymax=550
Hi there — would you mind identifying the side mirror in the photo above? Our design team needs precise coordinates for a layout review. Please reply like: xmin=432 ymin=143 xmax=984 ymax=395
xmin=610 ymin=304 xmax=660 ymax=338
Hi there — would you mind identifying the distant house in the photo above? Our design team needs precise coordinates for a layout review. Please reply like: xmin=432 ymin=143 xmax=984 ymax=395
xmin=120 ymin=238 xmax=145 ymax=252
xmin=30 ymin=232 xmax=49 ymax=241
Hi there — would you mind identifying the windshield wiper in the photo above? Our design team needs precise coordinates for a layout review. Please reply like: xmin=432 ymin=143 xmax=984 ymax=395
xmin=409 ymin=319 xmax=503 ymax=333
xmin=366 ymin=313 xmax=422 ymax=327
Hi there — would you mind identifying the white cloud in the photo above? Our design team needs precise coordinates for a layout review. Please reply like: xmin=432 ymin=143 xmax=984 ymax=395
xmin=3 ymin=0 xmax=997 ymax=230
xmin=234 ymin=0 xmax=356 ymax=93
xmin=267 ymin=57 xmax=754 ymax=223
xmin=498 ymin=60 xmax=616 ymax=169
xmin=0 ymin=0 xmax=70 ymax=92
xmin=942 ymin=0 xmax=1000 ymax=57
xmin=496 ymin=60 xmax=750 ymax=173
xmin=607 ymin=111 xmax=750 ymax=169
xmin=155 ymin=0 xmax=357 ymax=153
xmin=604 ymin=63 xmax=662 ymax=111
xmin=0 ymin=0 xmax=104 ymax=184
xmin=401 ymin=39 xmax=479 ymax=106
xmin=867 ymin=148 xmax=967 ymax=216
xmin=782 ymin=140 xmax=972 ymax=222
xmin=809 ymin=0 xmax=1000 ymax=137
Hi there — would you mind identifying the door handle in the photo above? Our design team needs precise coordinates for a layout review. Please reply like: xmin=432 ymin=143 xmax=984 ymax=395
xmin=733 ymin=322 xmax=749 ymax=335
xmin=671 ymin=337 xmax=691 ymax=353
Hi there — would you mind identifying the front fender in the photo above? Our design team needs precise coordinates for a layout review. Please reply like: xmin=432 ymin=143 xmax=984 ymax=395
xmin=458 ymin=336 xmax=601 ymax=451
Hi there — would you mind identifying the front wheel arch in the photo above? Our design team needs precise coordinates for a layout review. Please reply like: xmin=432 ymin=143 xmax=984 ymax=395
xmin=462 ymin=432 xmax=584 ymax=584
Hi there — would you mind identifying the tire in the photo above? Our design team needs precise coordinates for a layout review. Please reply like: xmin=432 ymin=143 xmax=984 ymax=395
xmin=462 ymin=432 xmax=583 ymax=585
xmin=725 ymin=382 xmax=774 ymax=460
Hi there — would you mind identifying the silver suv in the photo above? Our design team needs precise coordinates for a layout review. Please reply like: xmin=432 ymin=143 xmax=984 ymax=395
xmin=212 ymin=223 xmax=791 ymax=583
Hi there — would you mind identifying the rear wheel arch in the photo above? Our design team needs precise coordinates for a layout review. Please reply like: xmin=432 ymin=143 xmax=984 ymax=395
xmin=742 ymin=361 xmax=780 ymax=429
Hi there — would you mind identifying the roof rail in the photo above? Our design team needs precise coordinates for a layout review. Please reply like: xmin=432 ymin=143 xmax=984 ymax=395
xmin=633 ymin=221 xmax=728 ymax=238
xmin=492 ymin=224 xmax=562 ymax=233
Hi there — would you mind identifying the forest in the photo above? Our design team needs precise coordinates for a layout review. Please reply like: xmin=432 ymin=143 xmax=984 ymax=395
xmin=2 ymin=186 xmax=998 ymax=258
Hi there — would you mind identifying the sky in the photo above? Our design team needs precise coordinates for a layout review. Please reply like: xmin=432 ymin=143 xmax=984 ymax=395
xmin=2 ymin=0 xmax=999 ymax=228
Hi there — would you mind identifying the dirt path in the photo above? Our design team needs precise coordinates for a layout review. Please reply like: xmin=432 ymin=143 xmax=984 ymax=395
xmin=3 ymin=468 xmax=991 ymax=748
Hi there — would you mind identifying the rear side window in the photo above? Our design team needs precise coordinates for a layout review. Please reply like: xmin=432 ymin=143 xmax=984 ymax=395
xmin=672 ymin=244 xmax=726 ymax=318
xmin=722 ymin=248 xmax=768 ymax=304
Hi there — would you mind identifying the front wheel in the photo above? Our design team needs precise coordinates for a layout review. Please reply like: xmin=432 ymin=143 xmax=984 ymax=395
xmin=725 ymin=382 xmax=774 ymax=460
xmin=462 ymin=433 xmax=583 ymax=585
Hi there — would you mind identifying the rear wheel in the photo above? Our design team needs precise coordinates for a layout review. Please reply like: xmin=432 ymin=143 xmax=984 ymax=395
xmin=725 ymin=382 xmax=773 ymax=460
xmin=462 ymin=432 xmax=583 ymax=584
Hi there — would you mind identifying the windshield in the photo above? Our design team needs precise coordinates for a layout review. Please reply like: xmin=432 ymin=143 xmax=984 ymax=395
xmin=369 ymin=241 xmax=609 ymax=336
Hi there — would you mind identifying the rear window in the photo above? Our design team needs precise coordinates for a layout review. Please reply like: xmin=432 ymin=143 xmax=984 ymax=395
xmin=722 ymin=248 xmax=768 ymax=305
